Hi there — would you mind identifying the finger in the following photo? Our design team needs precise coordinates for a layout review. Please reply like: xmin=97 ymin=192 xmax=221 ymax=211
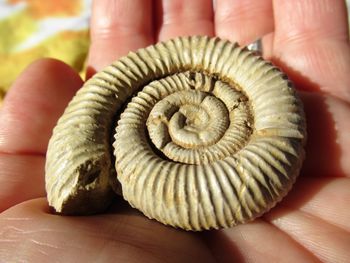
xmin=205 ymin=219 xmax=318 ymax=262
xmin=261 ymin=32 xmax=275 ymax=59
xmin=300 ymin=92 xmax=350 ymax=178
xmin=0 ymin=58 xmax=83 ymax=154
xmin=273 ymin=0 xmax=349 ymax=47
xmin=266 ymin=205 xmax=350 ymax=263
xmin=156 ymin=0 xmax=214 ymax=41
xmin=87 ymin=0 xmax=154 ymax=75
xmin=0 ymin=154 xmax=45 ymax=212
xmin=272 ymin=0 xmax=350 ymax=101
xmin=277 ymin=177 xmax=350 ymax=233
xmin=215 ymin=0 xmax=274 ymax=45
xmin=0 ymin=199 xmax=215 ymax=263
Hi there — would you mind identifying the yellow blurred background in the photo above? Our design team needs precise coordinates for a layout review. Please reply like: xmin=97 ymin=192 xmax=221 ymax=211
xmin=0 ymin=0 xmax=91 ymax=102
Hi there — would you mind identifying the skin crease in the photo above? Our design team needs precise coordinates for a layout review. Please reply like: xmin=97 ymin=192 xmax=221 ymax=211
xmin=0 ymin=0 xmax=349 ymax=262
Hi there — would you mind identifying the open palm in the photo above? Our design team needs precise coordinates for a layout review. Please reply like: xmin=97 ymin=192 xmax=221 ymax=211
xmin=1 ymin=0 xmax=350 ymax=262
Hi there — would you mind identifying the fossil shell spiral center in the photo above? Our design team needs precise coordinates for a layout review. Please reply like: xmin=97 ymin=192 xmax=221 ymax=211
xmin=117 ymin=71 xmax=253 ymax=166
xmin=149 ymin=90 xmax=231 ymax=150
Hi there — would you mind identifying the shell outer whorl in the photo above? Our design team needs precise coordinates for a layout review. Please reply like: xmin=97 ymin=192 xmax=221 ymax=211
xmin=45 ymin=36 xmax=307 ymax=231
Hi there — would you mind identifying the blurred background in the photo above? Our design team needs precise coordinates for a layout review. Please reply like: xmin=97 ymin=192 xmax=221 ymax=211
xmin=0 ymin=0 xmax=91 ymax=102
xmin=0 ymin=0 xmax=349 ymax=104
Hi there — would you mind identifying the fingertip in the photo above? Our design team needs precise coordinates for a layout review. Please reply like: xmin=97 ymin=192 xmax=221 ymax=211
xmin=0 ymin=58 xmax=83 ymax=154
xmin=5 ymin=58 xmax=83 ymax=101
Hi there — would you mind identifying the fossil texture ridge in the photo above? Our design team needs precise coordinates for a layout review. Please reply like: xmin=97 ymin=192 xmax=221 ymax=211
xmin=45 ymin=36 xmax=306 ymax=230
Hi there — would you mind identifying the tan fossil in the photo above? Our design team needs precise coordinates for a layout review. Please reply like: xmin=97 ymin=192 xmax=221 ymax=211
xmin=45 ymin=36 xmax=306 ymax=231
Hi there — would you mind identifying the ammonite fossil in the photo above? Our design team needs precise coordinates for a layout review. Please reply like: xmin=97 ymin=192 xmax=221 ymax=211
xmin=45 ymin=36 xmax=306 ymax=231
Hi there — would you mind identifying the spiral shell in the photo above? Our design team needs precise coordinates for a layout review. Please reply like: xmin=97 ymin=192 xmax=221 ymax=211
xmin=45 ymin=36 xmax=306 ymax=230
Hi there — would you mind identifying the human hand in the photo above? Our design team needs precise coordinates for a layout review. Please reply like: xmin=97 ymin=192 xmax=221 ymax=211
xmin=1 ymin=0 xmax=349 ymax=262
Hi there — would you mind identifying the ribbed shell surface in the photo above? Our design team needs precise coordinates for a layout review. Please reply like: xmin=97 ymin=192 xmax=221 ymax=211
xmin=45 ymin=36 xmax=306 ymax=230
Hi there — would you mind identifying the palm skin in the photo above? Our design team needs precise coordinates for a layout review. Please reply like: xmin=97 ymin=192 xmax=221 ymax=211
xmin=0 ymin=0 xmax=350 ymax=262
